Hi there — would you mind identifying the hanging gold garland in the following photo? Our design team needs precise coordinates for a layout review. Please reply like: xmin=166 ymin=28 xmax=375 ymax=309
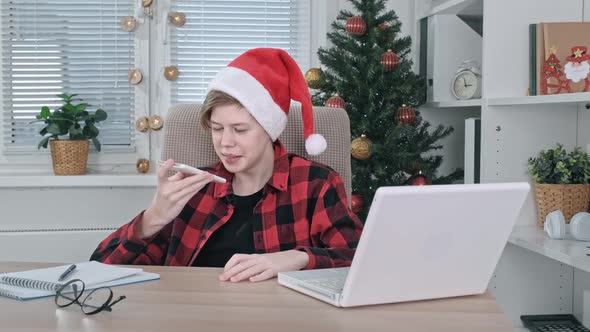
xmin=164 ymin=66 xmax=179 ymax=81
xmin=169 ymin=12 xmax=186 ymax=27
xmin=120 ymin=16 xmax=137 ymax=32
xmin=128 ymin=68 xmax=143 ymax=85
xmin=136 ymin=159 xmax=150 ymax=173
xmin=149 ymin=115 xmax=164 ymax=131
xmin=135 ymin=117 xmax=149 ymax=132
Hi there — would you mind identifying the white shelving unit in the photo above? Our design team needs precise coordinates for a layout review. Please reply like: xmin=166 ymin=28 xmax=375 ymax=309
xmin=417 ymin=0 xmax=481 ymax=19
xmin=489 ymin=92 xmax=590 ymax=106
xmin=413 ymin=0 xmax=590 ymax=328
xmin=509 ymin=226 xmax=590 ymax=273
xmin=423 ymin=99 xmax=482 ymax=108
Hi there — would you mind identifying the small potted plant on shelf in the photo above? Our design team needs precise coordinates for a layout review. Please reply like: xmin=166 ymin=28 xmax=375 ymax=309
xmin=33 ymin=93 xmax=108 ymax=175
xmin=528 ymin=143 xmax=590 ymax=225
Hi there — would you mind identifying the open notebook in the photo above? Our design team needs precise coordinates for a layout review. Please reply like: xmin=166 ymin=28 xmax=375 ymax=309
xmin=0 ymin=261 xmax=160 ymax=301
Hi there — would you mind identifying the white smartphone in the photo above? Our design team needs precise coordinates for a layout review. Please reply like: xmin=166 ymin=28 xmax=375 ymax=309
xmin=157 ymin=160 xmax=227 ymax=183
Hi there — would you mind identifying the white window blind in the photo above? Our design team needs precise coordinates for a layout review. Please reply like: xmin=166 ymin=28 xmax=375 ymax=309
xmin=1 ymin=0 xmax=136 ymax=152
xmin=170 ymin=0 xmax=309 ymax=103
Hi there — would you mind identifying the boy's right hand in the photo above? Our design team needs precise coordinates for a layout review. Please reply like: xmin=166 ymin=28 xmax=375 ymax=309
xmin=135 ymin=159 xmax=215 ymax=240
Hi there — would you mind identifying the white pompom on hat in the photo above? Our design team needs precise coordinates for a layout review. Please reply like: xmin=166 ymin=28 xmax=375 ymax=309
xmin=207 ymin=48 xmax=327 ymax=155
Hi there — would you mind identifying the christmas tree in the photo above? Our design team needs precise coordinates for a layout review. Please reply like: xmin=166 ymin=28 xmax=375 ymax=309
xmin=306 ymin=0 xmax=463 ymax=220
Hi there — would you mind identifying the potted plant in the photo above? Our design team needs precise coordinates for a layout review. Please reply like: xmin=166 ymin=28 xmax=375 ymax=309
xmin=528 ymin=143 xmax=590 ymax=225
xmin=33 ymin=93 xmax=108 ymax=175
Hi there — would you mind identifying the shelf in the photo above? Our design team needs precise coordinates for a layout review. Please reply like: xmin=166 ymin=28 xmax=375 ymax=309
xmin=420 ymin=0 xmax=481 ymax=18
xmin=424 ymin=93 xmax=590 ymax=108
xmin=0 ymin=174 xmax=157 ymax=188
xmin=488 ymin=92 xmax=590 ymax=106
xmin=423 ymin=99 xmax=482 ymax=108
xmin=508 ymin=226 xmax=590 ymax=273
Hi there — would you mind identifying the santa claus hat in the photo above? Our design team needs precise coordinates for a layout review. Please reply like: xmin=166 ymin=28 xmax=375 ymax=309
xmin=566 ymin=46 xmax=590 ymax=62
xmin=207 ymin=48 xmax=327 ymax=156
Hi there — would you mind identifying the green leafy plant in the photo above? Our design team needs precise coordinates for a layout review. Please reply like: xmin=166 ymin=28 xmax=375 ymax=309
xmin=528 ymin=143 xmax=590 ymax=184
xmin=33 ymin=93 xmax=108 ymax=151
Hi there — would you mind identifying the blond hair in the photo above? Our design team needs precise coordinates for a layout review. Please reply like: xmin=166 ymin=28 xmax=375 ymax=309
xmin=199 ymin=90 xmax=244 ymax=129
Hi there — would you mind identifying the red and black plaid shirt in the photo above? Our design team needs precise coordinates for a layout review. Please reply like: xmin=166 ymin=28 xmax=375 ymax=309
xmin=90 ymin=141 xmax=363 ymax=270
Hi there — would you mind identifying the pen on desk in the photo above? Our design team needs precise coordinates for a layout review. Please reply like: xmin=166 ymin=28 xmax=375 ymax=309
xmin=58 ymin=264 xmax=77 ymax=281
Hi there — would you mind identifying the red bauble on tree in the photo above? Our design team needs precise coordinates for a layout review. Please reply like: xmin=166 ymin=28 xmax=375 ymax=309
xmin=380 ymin=49 xmax=399 ymax=71
xmin=351 ymin=193 xmax=364 ymax=214
xmin=325 ymin=94 xmax=346 ymax=109
xmin=376 ymin=23 xmax=391 ymax=43
xmin=346 ymin=16 xmax=366 ymax=35
xmin=409 ymin=171 xmax=431 ymax=186
xmin=394 ymin=104 xmax=416 ymax=125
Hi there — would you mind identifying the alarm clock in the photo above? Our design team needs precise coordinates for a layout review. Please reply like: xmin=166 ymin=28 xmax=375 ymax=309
xmin=451 ymin=61 xmax=482 ymax=100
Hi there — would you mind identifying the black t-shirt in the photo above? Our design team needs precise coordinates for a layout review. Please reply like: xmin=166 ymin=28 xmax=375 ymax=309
xmin=192 ymin=189 xmax=263 ymax=267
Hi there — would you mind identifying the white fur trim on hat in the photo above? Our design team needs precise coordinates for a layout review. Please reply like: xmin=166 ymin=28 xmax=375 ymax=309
xmin=305 ymin=133 xmax=327 ymax=156
xmin=208 ymin=66 xmax=287 ymax=141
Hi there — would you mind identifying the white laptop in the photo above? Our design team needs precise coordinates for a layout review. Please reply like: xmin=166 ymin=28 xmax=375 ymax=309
xmin=278 ymin=182 xmax=530 ymax=307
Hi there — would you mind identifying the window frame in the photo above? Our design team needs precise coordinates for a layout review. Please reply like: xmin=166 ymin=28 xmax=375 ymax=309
xmin=0 ymin=0 xmax=318 ymax=175
xmin=0 ymin=1 xmax=150 ymax=173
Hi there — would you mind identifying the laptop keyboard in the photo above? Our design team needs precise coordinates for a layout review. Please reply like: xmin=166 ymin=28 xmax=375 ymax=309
xmin=304 ymin=277 xmax=346 ymax=293
xmin=305 ymin=270 xmax=348 ymax=293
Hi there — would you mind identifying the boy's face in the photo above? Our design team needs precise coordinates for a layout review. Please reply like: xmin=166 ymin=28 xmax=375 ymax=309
xmin=209 ymin=104 xmax=273 ymax=175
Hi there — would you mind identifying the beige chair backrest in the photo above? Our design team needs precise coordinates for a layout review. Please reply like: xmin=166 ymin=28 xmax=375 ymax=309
xmin=161 ymin=104 xmax=352 ymax=205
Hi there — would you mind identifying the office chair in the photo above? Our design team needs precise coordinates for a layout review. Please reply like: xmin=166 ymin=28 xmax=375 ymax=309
xmin=161 ymin=104 xmax=352 ymax=206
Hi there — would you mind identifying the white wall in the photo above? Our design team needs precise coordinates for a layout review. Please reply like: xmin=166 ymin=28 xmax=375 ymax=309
xmin=0 ymin=186 xmax=154 ymax=262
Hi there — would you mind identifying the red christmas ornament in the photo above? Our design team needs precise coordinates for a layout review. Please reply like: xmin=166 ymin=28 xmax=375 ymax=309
xmin=378 ymin=23 xmax=390 ymax=31
xmin=394 ymin=104 xmax=416 ymax=125
xmin=409 ymin=172 xmax=431 ymax=186
xmin=351 ymin=193 xmax=364 ymax=213
xmin=381 ymin=49 xmax=399 ymax=71
xmin=346 ymin=16 xmax=366 ymax=35
xmin=325 ymin=94 xmax=346 ymax=109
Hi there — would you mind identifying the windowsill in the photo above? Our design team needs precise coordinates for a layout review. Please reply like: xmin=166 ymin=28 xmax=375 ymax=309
xmin=0 ymin=173 xmax=157 ymax=188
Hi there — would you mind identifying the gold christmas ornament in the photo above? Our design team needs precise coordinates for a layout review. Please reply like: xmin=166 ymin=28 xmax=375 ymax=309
xmin=164 ymin=66 xmax=179 ymax=81
xmin=136 ymin=159 xmax=150 ymax=173
xmin=120 ymin=16 xmax=137 ymax=32
xmin=169 ymin=12 xmax=186 ymax=27
xmin=351 ymin=135 xmax=372 ymax=160
xmin=149 ymin=115 xmax=164 ymax=131
xmin=304 ymin=68 xmax=323 ymax=89
xmin=128 ymin=68 xmax=143 ymax=85
xmin=135 ymin=117 xmax=149 ymax=132
xmin=142 ymin=0 xmax=153 ymax=7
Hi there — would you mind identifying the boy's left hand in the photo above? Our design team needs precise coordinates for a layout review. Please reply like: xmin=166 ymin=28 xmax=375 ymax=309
xmin=219 ymin=250 xmax=309 ymax=282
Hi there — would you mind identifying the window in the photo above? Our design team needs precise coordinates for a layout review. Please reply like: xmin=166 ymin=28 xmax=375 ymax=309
xmin=0 ymin=0 xmax=136 ymax=153
xmin=170 ymin=0 xmax=310 ymax=103
xmin=0 ymin=0 xmax=311 ymax=169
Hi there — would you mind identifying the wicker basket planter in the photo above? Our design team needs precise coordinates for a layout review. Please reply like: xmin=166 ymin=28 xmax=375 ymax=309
xmin=49 ymin=140 xmax=89 ymax=175
xmin=534 ymin=183 xmax=590 ymax=225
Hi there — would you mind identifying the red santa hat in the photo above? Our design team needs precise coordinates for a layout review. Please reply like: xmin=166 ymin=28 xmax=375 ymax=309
xmin=566 ymin=46 xmax=590 ymax=62
xmin=207 ymin=48 xmax=327 ymax=155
